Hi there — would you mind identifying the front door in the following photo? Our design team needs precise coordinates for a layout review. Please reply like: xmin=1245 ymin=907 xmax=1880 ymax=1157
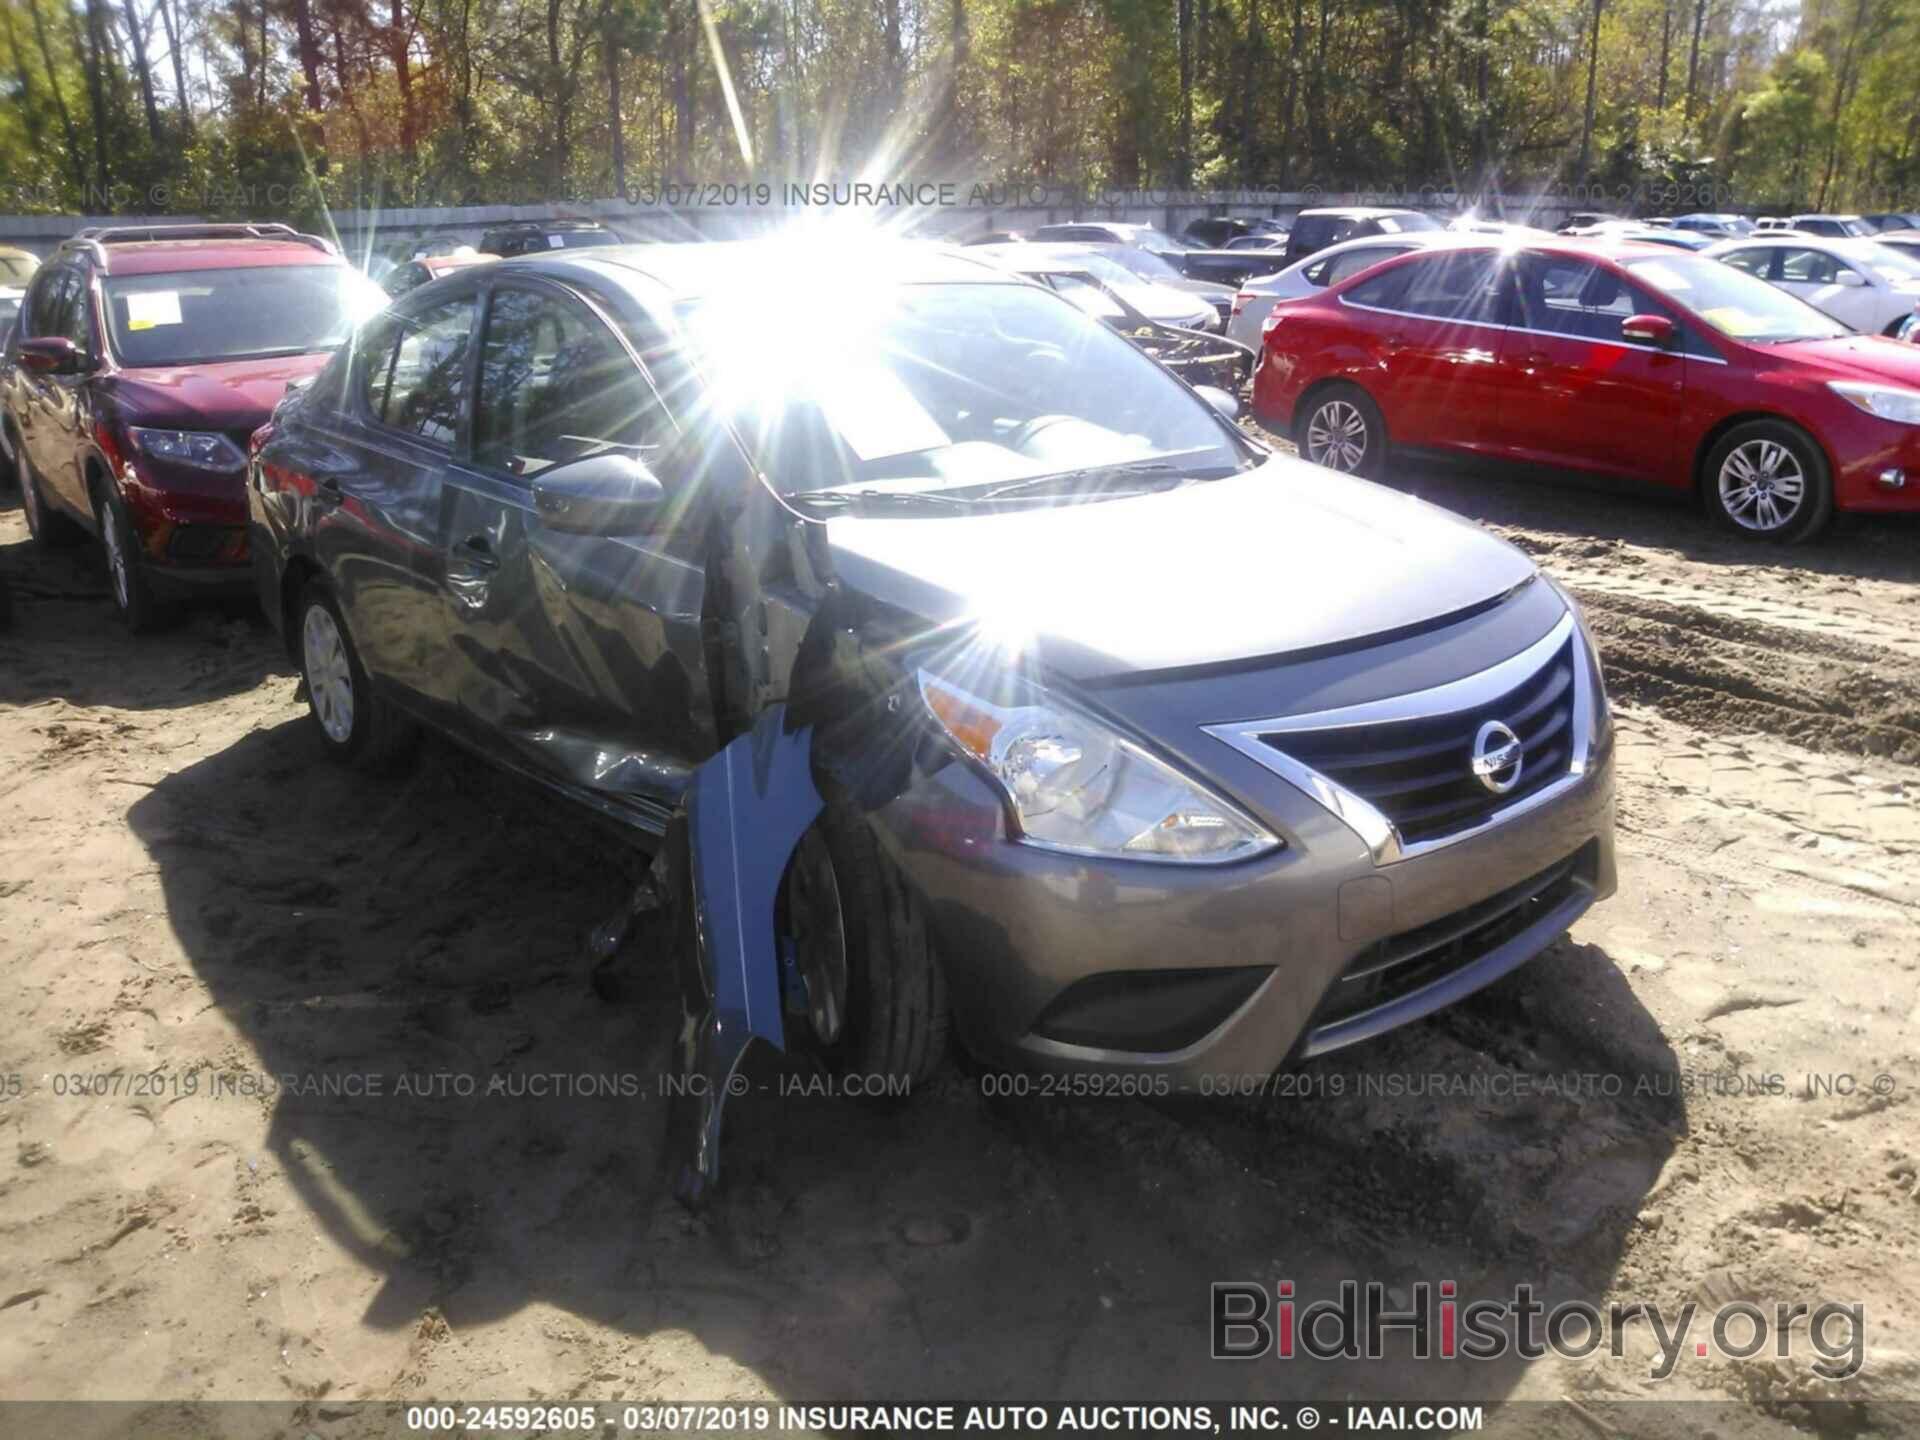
xmin=1499 ymin=254 xmax=1685 ymax=480
xmin=434 ymin=278 xmax=713 ymax=819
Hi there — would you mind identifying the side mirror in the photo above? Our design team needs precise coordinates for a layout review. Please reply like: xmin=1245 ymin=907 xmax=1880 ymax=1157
xmin=1193 ymin=384 xmax=1242 ymax=421
xmin=531 ymin=451 xmax=665 ymax=535
xmin=1621 ymin=313 xmax=1676 ymax=344
xmin=1835 ymin=269 xmax=1867 ymax=288
xmin=19 ymin=336 xmax=86 ymax=375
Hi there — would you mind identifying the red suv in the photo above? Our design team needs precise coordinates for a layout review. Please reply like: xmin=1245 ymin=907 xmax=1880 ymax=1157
xmin=1251 ymin=236 xmax=1920 ymax=542
xmin=3 ymin=223 xmax=386 ymax=627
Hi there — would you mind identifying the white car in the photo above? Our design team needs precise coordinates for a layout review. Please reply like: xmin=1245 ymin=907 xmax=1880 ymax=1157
xmin=1704 ymin=236 xmax=1920 ymax=336
xmin=973 ymin=243 xmax=1220 ymax=332
xmin=1226 ymin=232 xmax=1473 ymax=349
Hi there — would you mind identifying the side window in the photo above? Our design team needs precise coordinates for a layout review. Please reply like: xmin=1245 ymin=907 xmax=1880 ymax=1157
xmin=1342 ymin=260 xmax=1415 ymax=309
xmin=1515 ymin=257 xmax=1671 ymax=341
xmin=1397 ymin=252 xmax=1506 ymax=324
xmin=382 ymin=294 xmax=477 ymax=446
xmin=1302 ymin=257 xmax=1333 ymax=285
xmin=1779 ymin=248 xmax=1841 ymax=284
xmin=1326 ymin=245 xmax=1408 ymax=285
xmin=1719 ymin=248 xmax=1772 ymax=278
xmin=472 ymin=286 xmax=672 ymax=478
xmin=61 ymin=272 xmax=93 ymax=352
xmin=25 ymin=266 xmax=76 ymax=343
xmin=351 ymin=313 xmax=404 ymax=424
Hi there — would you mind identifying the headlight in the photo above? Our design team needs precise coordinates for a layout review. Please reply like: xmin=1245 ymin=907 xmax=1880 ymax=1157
xmin=128 ymin=427 xmax=248 ymax=472
xmin=1828 ymin=381 xmax=1920 ymax=424
xmin=917 ymin=669 xmax=1280 ymax=864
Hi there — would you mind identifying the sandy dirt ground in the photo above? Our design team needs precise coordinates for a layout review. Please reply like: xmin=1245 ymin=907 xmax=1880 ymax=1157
xmin=1 ymin=448 xmax=1918 ymax=1438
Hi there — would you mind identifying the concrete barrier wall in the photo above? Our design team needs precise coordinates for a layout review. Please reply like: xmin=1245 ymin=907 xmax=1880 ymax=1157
xmin=0 ymin=192 xmax=1603 ymax=259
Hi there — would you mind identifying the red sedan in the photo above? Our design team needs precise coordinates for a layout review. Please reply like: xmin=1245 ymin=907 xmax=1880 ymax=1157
xmin=1250 ymin=236 xmax=1920 ymax=542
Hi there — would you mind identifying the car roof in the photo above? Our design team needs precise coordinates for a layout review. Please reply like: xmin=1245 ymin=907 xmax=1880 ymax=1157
xmin=75 ymin=239 xmax=344 ymax=277
xmin=553 ymin=240 xmax=1014 ymax=301
xmin=1295 ymin=206 xmax=1424 ymax=219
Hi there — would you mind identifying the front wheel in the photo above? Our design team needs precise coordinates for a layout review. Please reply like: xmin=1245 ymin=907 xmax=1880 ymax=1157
xmin=297 ymin=578 xmax=418 ymax=769
xmin=1702 ymin=421 xmax=1833 ymax=543
xmin=780 ymin=806 xmax=950 ymax=1085
xmin=1295 ymin=384 xmax=1388 ymax=478
xmin=95 ymin=481 xmax=168 ymax=632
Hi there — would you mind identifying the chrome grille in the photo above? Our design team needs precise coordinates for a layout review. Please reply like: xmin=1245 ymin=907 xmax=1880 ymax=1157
xmin=1262 ymin=639 xmax=1575 ymax=846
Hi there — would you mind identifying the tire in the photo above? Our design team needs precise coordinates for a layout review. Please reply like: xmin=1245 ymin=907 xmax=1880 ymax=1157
xmin=1702 ymin=420 xmax=1833 ymax=544
xmin=16 ymin=446 xmax=85 ymax=549
xmin=296 ymin=577 xmax=418 ymax=770
xmin=780 ymin=803 xmax=950 ymax=1085
xmin=1294 ymin=383 xmax=1388 ymax=478
xmin=94 ymin=480 xmax=169 ymax=633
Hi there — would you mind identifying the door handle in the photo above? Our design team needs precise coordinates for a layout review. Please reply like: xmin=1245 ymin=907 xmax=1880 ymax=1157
xmin=1384 ymin=333 xmax=1406 ymax=349
xmin=1525 ymin=351 xmax=1552 ymax=367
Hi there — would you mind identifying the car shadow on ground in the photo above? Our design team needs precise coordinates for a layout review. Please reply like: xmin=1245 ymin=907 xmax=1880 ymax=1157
xmin=0 ymin=513 xmax=289 ymax=711
xmin=127 ymin=715 xmax=1687 ymax=1401
xmin=1250 ymin=423 xmax=1920 ymax=586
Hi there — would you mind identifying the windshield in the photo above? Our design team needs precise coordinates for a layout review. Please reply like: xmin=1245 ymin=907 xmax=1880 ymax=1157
xmin=675 ymin=280 xmax=1245 ymax=503
xmin=103 ymin=266 xmax=389 ymax=367
xmin=1858 ymin=244 xmax=1920 ymax=283
xmin=1625 ymin=254 xmax=1850 ymax=342
xmin=1126 ymin=227 xmax=1183 ymax=252
xmin=1105 ymin=247 xmax=1185 ymax=281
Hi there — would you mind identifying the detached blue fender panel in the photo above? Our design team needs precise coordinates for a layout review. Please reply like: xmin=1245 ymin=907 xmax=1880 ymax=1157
xmin=685 ymin=704 xmax=823 ymax=1054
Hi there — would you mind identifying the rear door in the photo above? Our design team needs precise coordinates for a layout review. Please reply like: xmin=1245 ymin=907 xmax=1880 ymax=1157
xmin=1336 ymin=249 xmax=1514 ymax=452
xmin=433 ymin=277 xmax=714 ymax=817
xmin=309 ymin=286 xmax=479 ymax=704
xmin=1498 ymin=253 xmax=1685 ymax=479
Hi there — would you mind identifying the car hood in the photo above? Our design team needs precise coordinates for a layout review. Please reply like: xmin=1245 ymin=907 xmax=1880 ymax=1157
xmin=1774 ymin=333 xmax=1920 ymax=380
xmin=1119 ymin=282 xmax=1216 ymax=325
xmin=824 ymin=456 xmax=1539 ymax=681
xmin=102 ymin=352 xmax=334 ymax=431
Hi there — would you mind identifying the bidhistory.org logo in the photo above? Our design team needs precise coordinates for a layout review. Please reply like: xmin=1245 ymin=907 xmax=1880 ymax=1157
xmin=1211 ymin=1281 xmax=1865 ymax=1380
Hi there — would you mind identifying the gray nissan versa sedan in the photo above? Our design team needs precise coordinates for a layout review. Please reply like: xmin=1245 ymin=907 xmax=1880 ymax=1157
xmin=249 ymin=239 xmax=1616 ymax=1088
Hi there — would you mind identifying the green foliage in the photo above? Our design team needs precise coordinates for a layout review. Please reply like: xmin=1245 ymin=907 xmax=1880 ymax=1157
xmin=0 ymin=0 xmax=1915 ymax=216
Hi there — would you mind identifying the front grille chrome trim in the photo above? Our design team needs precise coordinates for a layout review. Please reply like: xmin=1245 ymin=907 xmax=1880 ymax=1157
xmin=1202 ymin=611 xmax=1590 ymax=867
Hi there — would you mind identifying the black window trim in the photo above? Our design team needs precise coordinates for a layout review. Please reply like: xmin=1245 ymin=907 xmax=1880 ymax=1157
xmin=464 ymin=272 xmax=682 ymax=491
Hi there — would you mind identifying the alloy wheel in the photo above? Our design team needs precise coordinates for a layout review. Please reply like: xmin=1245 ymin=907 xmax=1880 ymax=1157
xmin=1717 ymin=439 xmax=1806 ymax=532
xmin=1306 ymin=399 xmax=1369 ymax=473
xmin=302 ymin=603 xmax=356 ymax=745
xmin=785 ymin=829 xmax=850 ymax=1048
xmin=100 ymin=501 xmax=131 ymax=610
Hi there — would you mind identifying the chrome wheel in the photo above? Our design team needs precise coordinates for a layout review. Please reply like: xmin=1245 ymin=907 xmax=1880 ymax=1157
xmin=1717 ymin=439 xmax=1806 ymax=533
xmin=17 ymin=453 xmax=42 ymax=536
xmin=785 ymin=829 xmax=849 ymax=1048
xmin=1305 ymin=399 xmax=1370 ymax=473
xmin=100 ymin=500 xmax=131 ymax=610
xmin=302 ymin=603 xmax=356 ymax=745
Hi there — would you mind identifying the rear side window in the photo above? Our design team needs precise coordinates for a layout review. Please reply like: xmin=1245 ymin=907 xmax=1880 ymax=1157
xmin=472 ymin=286 xmax=672 ymax=478
xmin=1325 ymin=244 xmax=1411 ymax=285
xmin=1396 ymin=252 xmax=1506 ymax=324
xmin=382 ymin=295 xmax=476 ymax=446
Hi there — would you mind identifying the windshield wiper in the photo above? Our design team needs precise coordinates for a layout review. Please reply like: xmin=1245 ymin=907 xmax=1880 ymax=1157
xmin=784 ymin=487 xmax=981 ymax=514
xmin=978 ymin=459 xmax=1183 ymax=501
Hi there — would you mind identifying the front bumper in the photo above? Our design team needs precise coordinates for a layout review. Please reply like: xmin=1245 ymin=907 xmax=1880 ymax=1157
xmin=868 ymin=596 xmax=1616 ymax=1083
